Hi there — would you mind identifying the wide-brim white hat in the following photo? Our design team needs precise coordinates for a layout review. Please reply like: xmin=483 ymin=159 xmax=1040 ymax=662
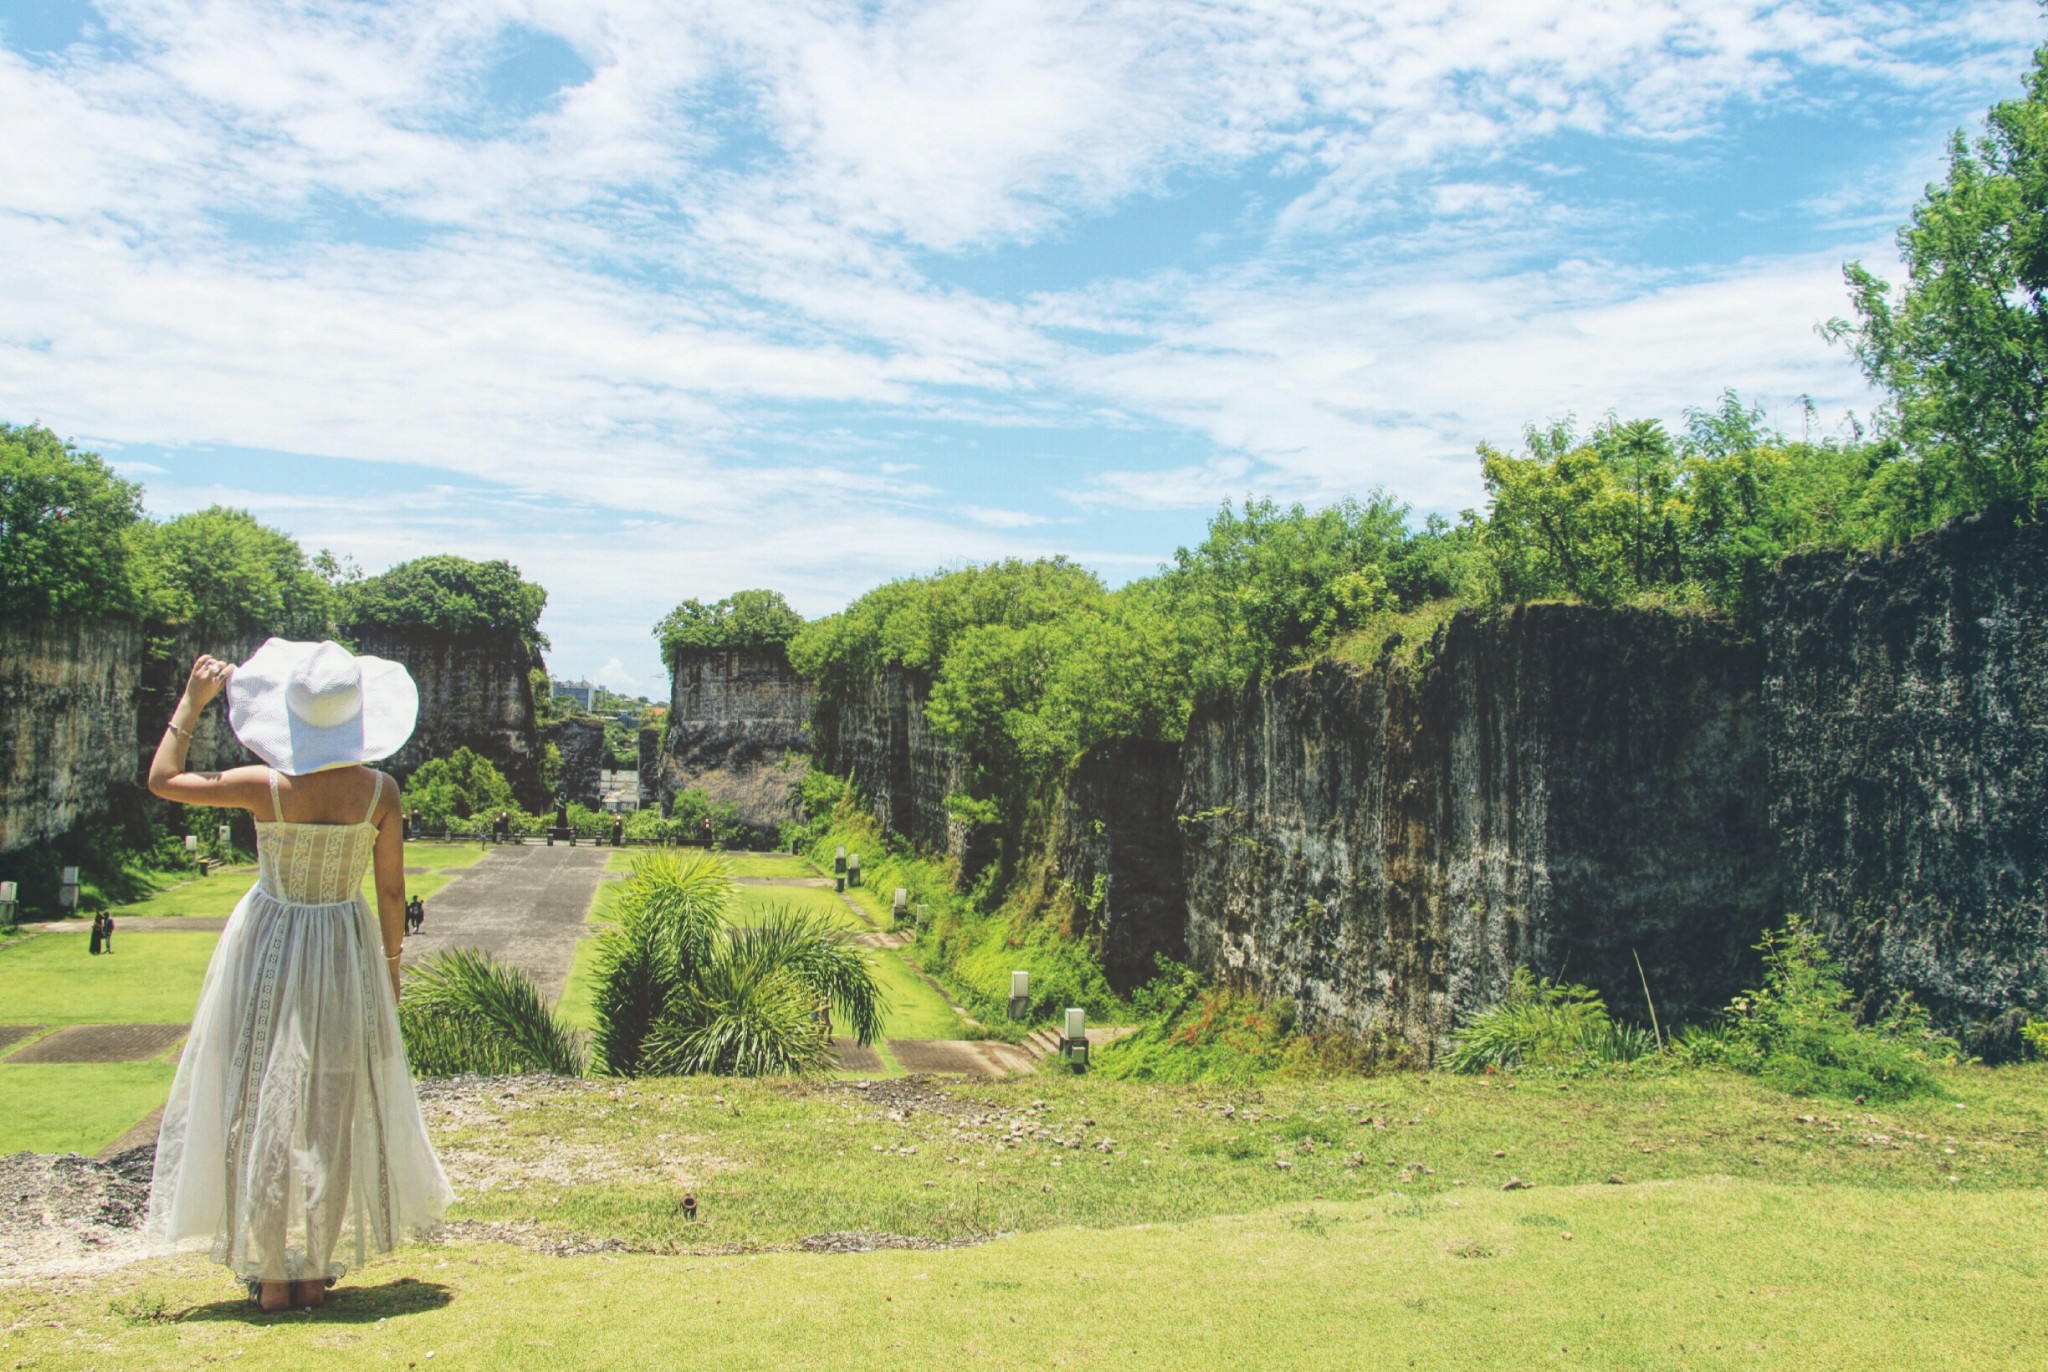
xmin=228 ymin=638 xmax=419 ymax=775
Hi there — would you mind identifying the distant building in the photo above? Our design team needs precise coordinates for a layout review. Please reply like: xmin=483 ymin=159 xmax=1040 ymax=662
xmin=551 ymin=678 xmax=596 ymax=711
xmin=598 ymin=769 xmax=641 ymax=812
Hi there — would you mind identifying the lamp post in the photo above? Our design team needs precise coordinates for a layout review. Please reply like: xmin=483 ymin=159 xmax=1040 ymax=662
xmin=1008 ymin=970 xmax=1029 ymax=1021
xmin=1062 ymin=1006 xmax=1088 ymax=1072
xmin=892 ymin=888 xmax=908 ymax=924
xmin=58 ymin=866 xmax=80 ymax=912
xmin=0 ymin=880 xmax=16 ymax=930
xmin=847 ymin=853 xmax=861 ymax=888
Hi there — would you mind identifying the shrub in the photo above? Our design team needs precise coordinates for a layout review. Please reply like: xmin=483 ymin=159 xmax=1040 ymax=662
xmin=1442 ymin=968 xmax=1656 ymax=1074
xmin=1678 ymin=917 xmax=1957 ymax=1101
xmin=346 ymin=554 xmax=548 ymax=653
xmin=590 ymin=851 xmax=882 ymax=1078
xmin=2022 ymin=1018 xmax=2048 ymax=1061
xmin=398 ymin=948 xmax=584 ymax=1077
xmin=1096 ymin=959 xmax=1397 ymax=1084
xmin=401 ymin=747 xmax=518 ymax=833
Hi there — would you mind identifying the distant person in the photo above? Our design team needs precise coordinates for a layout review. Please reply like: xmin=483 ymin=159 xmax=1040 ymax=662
xmin=698 ymin=816 xmax=713 ymax=848
xmin=610 ymin=815 xmax=624 ymax=848
xmin=89 ymin=912 xmax=104 ymax=956
xmin=407 ymin=894 xmax=424 ymax=934
xmin=143 ymin=641 xmax=451 ymax=1314
xmin=101 ymin=912 xmax=115 ymax=954
xmin=494 ymin=810 xmax=510 ymax=844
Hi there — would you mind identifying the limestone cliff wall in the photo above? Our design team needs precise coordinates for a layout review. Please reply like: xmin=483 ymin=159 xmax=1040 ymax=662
xmin=657 ymin=646 xmax=813 ymax=837
xmin=811 ymin=666 xmax=976 ymax=865
xmin=1764 ymin=506 xmax=2048 ymax=1046
xmin=1180 ymin=607 xmax=1778 ymax=1060
xmin=546 ymin=717 xmax=607 ymax=809
xmin=0 ymin=617 xmax=144 ymax=854
xmin=349 ymin=627 xmax=546 ymax=809
xmin=1047 ymin=738 xmax=1189 ymax=994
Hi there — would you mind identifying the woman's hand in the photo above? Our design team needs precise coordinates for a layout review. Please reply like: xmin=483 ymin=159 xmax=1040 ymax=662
xmin=184 ymin=654 xmax=232 ymax=709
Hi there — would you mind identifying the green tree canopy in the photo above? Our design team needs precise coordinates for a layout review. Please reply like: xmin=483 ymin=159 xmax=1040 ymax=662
xmin=655 ymin=588 xmax=804 ymax=660
xmin=347 ymin=555 xmax=549 ymax=652
xmin=0 ymin=423 xmax=144 ymax=622
xmin=1826 ymin=43 xmax=2048 ymax=514
xmin=401 ymin=747 xmax=519 ymax=831
xmin=129 ymin=505 xmax=337 ymax=639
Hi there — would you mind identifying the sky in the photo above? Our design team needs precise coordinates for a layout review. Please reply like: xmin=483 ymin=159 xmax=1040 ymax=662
xmin=1 ymin=2 xmax=2041 ymax=695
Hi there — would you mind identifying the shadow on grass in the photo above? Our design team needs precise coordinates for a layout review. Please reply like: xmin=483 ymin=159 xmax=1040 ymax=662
xmin=175 ymin=1276 xmax=453 ymax=1324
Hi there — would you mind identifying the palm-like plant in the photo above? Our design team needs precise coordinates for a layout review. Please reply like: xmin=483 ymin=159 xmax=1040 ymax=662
xmin=399 ymin=946 xmax=585 ymax=1077
xmin=592 ymin=852 xmax=885 ymax=1078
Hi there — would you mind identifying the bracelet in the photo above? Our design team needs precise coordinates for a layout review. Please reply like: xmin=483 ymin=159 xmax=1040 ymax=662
xmin=165 ymin=721 xmax=193 ymax=740
xmin=384 ymin=950 xmax=403 ymax=963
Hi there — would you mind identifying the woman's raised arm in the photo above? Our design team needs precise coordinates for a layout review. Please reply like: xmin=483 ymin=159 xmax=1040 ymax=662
xmin=148 ymin=653 xmax=271 ymax=811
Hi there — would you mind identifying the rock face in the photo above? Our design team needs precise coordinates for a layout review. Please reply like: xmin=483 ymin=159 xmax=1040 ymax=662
xmin=0 ymin=617 xmax=143 ymax=854
xmin=1180 ymin=606 xmax=1779 ymax=1060
xmin=546 ymin=718 xmax=607 ymax=809
xmin=1050 ymin=738 xmax=1189 ymax=994
xmin=811 ymin=666 xmax=977 ymax=866
xmin=656 ymin=646 xmax=813 ymax=837
xmin=350 ymin=627 xmax=546 ymax=809
xmin=1764 ymin=506 xmax=2048 ymax=1046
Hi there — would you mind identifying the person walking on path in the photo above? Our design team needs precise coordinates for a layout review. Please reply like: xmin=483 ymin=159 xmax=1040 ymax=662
xmin=100 ymin=911 xmax=114 ymax=954
xmin=88 ymin=912 xmax=104 ymax=955
xmin=406 ymin=894 xmax=424 ymax=934
xmin=143 ymin=640 xmax=452 ymax=1314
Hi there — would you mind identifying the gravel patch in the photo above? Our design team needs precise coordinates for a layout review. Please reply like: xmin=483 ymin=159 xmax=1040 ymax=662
xmin=0 ymin=1146 xmax=156 ymax=1282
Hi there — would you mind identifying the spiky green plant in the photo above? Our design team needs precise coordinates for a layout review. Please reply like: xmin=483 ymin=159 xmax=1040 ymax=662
xmin=399 ymin=946 xmax=585 ymax=1077
xmin=591 ymin=852 xmax=884 ymax=1078
xmin=1443 ymin=968 xmax=1656 ymax=1074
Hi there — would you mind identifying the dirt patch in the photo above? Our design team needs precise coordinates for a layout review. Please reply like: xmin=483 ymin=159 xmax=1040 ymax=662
xmin=828 ymin=1039 xmax=884 ymax=1073
xmin=415 ymin=1075 xmax=737 ymax=1195
xmin=887 ymin=1039 xmax=1035 ymax=1078
xmin=0 ymin=1025 xmax=46 ymax=1058
xmin=8 ymin=1024 xmax=187 ymax=1064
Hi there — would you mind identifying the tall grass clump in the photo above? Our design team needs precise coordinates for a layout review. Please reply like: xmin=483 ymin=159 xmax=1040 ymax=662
xmin=399 ymin=947 xmax=585 ymax=1077
xmin=1097 ymin=960 xmax=1396 ymax=1084
xmin=1442 ymin=969 xmax=1656 ymax=1074
xmin=1679 ymin=917 xmax=1958 ymax=1101
xmin=591 ymin=850 xmax=884 ymax=1078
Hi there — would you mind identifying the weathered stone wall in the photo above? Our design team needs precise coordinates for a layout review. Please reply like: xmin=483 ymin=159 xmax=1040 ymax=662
xmin=1764 ymin=506 xmax=2048 ymax=1048
xmin=811 ymin=666 xmax=977 ymax=866
xmin=1180 ymin=606 xmax=1778 ymax=1060
xmin=0 ymin=617 xmax=144 ymax=854
xmin=1048 ymin=738 xmax=1189 ymax=994
xmin=349 ymin=627 xmax=546 ymax=809
xmin=657 ymin=646 xmax=813 ymax=837
xmin=546 ymin=717 xmax=607 ymax=809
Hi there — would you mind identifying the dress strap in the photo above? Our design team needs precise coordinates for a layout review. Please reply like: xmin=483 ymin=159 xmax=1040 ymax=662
xmin=266 ymin=768 xmax=283 ymax=823
xmin=362 ymin=772 xmax=384 ymax=826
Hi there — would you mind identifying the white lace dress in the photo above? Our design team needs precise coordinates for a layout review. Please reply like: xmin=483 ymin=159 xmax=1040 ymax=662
xmin=145 ymin=770 xmax=452 ymax=1284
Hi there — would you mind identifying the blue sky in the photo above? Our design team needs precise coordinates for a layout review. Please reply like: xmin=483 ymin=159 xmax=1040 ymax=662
xmin=1 ymin=1 xmax=2040 ymax=693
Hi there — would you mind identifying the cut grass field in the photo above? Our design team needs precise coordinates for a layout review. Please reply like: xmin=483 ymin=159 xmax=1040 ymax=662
xmin=4 ymin=1067 xmax=2045 ymax=1369
xmin=0 ymin=1060 xmax=178 ymax=1154
xmin=0 ymin=931 xmax=217 ymax=1027
xmin=735 ymin=882 xmax=868 ymax=929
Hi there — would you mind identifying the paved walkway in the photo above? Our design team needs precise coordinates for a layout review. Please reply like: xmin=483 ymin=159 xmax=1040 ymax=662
xmin=402 ymin=844 xmax=611 ymax=1002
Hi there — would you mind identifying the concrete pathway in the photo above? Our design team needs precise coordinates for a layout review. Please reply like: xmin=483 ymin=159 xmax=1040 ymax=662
xmin=401 ymin=843 xmax=611 ymax=1003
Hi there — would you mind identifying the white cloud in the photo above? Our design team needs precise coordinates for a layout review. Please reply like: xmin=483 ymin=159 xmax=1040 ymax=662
xmin=594 ymin=656 xmax=640 ymax=692
xmin=960 ymin=505 xmax=1046 ymax=528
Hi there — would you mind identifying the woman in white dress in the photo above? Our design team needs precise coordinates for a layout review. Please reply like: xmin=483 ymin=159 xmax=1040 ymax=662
xmin=144 ymin=639 xmax=452 ymax=1312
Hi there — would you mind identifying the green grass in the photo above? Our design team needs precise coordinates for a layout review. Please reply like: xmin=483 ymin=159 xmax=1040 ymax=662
xmin=404 ymin=842 xmax=495 ymax=871
xmin=735 ymin=883 xmax=868 ymax=929
xmin=0 ymin=1059 xmax=179 ymax=1153
xmin=100 ymin=866 xmax=259 ymax=919
xmin=557 ymin=933 xmax=603 ymax=1034
xmin=722 ymin=852 xmax=821 ymax=879
xmin=0 ymin=930 xmax=218 ymax=1026
xmin=5 ymin=1068 xmax=2045 ymax=1370
xmin=869 ymin=948 xmax=966 ymax=1039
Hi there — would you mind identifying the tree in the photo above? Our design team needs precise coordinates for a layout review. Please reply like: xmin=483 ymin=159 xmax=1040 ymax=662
xmin=346 ymin=555 xmax=548 ymax=653
xmin=655 ymin=588 xmax=804 ymax=661
xmin=401 ymin=747 xmax=518 ymax=832
xmin=1825 ymin=44 xmax=2048 ymax=514
xmin=0 ymin=424 xmax=144 ymax=622
xmin=129 ymin=505 xmax=337 ymax=638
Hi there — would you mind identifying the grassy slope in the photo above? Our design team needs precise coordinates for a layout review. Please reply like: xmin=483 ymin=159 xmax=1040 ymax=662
xmin=0 ymin=1060 xmax=180 ymax=1153
xmin=4 ymin=1068 xmax=2045 ymax=1370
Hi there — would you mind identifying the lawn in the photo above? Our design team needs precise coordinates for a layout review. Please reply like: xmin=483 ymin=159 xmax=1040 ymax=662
xmin=0 ymin=1059 xmax=178 ymax=1154
xmin=721 ymin=852 xmax=821 ymax=879
xmin=0 ymin=930 xmax=218 ymax=1027
xmin=735 ymin=882 xmax=869 ymax=929
xmin=869 ymin=947 xmax=965 ymax=1039
xmin=5 ymin=1067 xmax=2046 ymax=1370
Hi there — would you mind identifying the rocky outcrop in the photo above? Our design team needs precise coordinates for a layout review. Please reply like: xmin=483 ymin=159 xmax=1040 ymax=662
xmin=1049 ymin=738 xmax=1188 ymax=994
xmin=1764 ymin=506 xmax=2048 ymax=1051
xmin=1180 ymin=607 xmax=1778 ymax=1060
xmin=546 ymin=717 xmax=607 ymax=809
xmin=0 ymin=617 xmax=144 ymax=854
xmin=350 ymin=627 xmax=546 ymax=809
xmin=811 ymin=666 xmax=977 ymax=867
xmin=656 ymin=646 xmax=813 ymax=837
